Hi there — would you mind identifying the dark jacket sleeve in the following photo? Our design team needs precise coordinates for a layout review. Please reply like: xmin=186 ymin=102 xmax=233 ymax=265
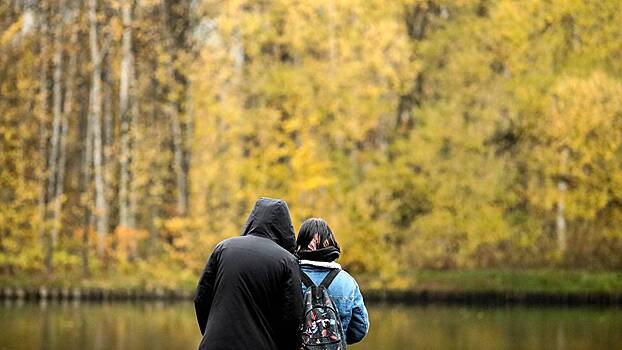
xmin=194 ymin=245 xmax=221 ymax=335
xmin=278 ymin=257 xmax=304 ymax=349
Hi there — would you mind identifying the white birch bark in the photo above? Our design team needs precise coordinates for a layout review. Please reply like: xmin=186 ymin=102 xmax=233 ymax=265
xmin=89 ymin=0 xmax=108 ymax=258
xmin=81 ymin=92 xmax=94 ymax=277
xmin=43 ymin=8 xmax=64 ymax=272
xmin=50 ymin=7 xmax=77 ymax=262
xmin=171 ymin=109 xmax=188 ymax=216
xmin=47 ymin=12 xmax=63 ymax=247
xmin=37 ymin=2 xmax=50 ymax=249
xmin=119 ymin=0 xmax=135 ymax=228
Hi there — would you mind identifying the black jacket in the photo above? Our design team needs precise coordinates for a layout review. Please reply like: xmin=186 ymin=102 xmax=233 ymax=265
xmin=194 ymin=198 xmax=303 ymax=350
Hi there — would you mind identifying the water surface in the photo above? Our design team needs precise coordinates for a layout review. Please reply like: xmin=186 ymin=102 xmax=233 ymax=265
xmin=1 ymin=301 xmax=620 ymax=349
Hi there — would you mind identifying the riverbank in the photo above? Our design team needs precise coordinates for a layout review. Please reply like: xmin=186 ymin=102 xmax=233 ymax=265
xmin=2 ymin=270 xmax=621 ymax=305
xmin=364 ymin=270 xmax=622 ymax=305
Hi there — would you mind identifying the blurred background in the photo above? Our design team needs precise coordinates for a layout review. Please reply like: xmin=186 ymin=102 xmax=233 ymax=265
xmin=2 ymin=1 xmax=622 ymax=349
xmin=2 ymin=0 xmax=622 ymax=294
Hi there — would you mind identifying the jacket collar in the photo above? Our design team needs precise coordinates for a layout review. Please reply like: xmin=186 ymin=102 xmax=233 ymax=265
xmin=299 ymin=259 xmax=341 ymax=269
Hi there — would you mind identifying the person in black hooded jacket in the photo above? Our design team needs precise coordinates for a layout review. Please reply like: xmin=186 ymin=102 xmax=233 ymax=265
xmin=194 ymin=197 xmax=303 ymax=350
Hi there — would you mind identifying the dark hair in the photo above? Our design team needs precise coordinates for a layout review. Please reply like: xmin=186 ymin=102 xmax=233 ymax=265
xmin=296 ymin=218 xmax=340 ymax=252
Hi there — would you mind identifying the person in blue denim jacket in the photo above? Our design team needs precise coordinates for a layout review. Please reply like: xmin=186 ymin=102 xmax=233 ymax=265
xmin=296 ymin=218 xmax=370 ymax=345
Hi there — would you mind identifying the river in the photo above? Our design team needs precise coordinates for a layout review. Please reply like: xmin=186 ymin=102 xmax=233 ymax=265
xmin=1 ymin=301 xmax=620 ymax=349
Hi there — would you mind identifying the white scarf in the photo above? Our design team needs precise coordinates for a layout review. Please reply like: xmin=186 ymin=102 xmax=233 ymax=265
xmin=299 ymin=259 xmax=341 ymax=269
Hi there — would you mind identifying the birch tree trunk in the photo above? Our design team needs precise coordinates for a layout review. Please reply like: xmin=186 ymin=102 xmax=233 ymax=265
xmin=81 ymin=92 xmax=94 ymax=277
xmin=129 ymin=98 xmax=139 ymax=229
xmin=51 ymin=95 xmax=68 ymax=255
xmin=171 ymin=110 xmax=188 ymax=216
xmin=50 ymin=7 xmax=77 ymax=266
xmin=103 ymin=62 xmax=114 ymax=152
xmin=37 ymin=2 xmax=50 ymax=252
xmin=160 ymin=0 xmax=191 ymax=217
xmin=43 ymin=8 xmax=64 ymax=272
xmin=119 ymin=0 xmax=135 ymax=229
xmin=103 ymin=34 xmax=114 ymax=204
xmin=89 ymin=0 xmax=108 ymax=259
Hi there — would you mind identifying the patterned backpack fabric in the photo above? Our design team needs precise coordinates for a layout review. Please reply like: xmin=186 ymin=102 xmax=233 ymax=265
xmin=300 ymin=269 xmax=347 ymax=350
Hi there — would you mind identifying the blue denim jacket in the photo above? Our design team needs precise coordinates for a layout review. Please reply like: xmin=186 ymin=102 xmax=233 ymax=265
xmin=300 ymin=261 xmax=369 ymax=344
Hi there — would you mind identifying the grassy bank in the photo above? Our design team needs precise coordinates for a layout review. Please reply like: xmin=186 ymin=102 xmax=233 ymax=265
xmin=359 ymin=270 xmax=622 ymax=305
xmin=2 ymin=270 xmax=622 ymax=304
xmin=407 ymin=270 xmax=622 ymax=294
xmin=0 ymin=271 xmax=197 ymax=299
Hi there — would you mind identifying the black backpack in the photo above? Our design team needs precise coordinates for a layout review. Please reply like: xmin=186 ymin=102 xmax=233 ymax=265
xmin=300 ymin=269 xmax=347 ymax=350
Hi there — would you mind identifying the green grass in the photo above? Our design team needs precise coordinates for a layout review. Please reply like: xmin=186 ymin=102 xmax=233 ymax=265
xmin=408 ymin=270 xmax=622 ymax=294
xmin=2 ymin=270 xmax=622 ymax=296
xmin=0 ymin=272 xmax=196 ymax=293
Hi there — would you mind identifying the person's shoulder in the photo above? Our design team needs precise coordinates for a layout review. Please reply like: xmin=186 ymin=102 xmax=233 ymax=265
xmin=335 ymin=269 xmax=360 ymax=289
xmin=219 ymin=234 xmax=273 ymax=247
xmin=274 ymin=246 xmax=298 ymax=264
xmin=224 ymin=235 xmax=296 ymax=261
xmin=270 ymin=248 xmax=298 ymax=273
xmin=255 ymin=237 xmax=297 ymax=261
xmin=215 ymin=236 xmax=242 ymax=248
xmin=338 ymin=269 xmax=354 ymax=279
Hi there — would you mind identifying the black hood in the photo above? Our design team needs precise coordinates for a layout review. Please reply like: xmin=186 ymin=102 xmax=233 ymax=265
xmin=241 ymin=197 xmax=296 ymax=253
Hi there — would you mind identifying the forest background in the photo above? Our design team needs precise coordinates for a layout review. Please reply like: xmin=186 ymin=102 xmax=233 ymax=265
xmin=1 ymin=0 xmax=621 ymax=292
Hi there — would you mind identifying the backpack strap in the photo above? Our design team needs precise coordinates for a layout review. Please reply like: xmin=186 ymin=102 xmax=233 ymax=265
xmin=300 ymin=270 xmax=315 ymax=288
xmin=319 ymin=269 xmax=340 ymax=289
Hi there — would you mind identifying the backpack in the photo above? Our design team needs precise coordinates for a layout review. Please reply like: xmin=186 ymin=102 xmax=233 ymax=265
xmin=300 ymin=269 xmax=347 ymax=350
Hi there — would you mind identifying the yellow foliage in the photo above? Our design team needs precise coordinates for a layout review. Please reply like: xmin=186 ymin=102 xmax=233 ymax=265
xmin=2 ymin=0 xmax=622 ymax=286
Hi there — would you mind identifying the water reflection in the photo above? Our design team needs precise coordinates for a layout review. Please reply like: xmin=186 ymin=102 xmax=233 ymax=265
xmin=0 ymin=300 xmax=201 ymax=350
xmin=353 ymin=304 xmax=622 ymax=350
xmin=0 ymin=301 xmax=620 ymax=350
